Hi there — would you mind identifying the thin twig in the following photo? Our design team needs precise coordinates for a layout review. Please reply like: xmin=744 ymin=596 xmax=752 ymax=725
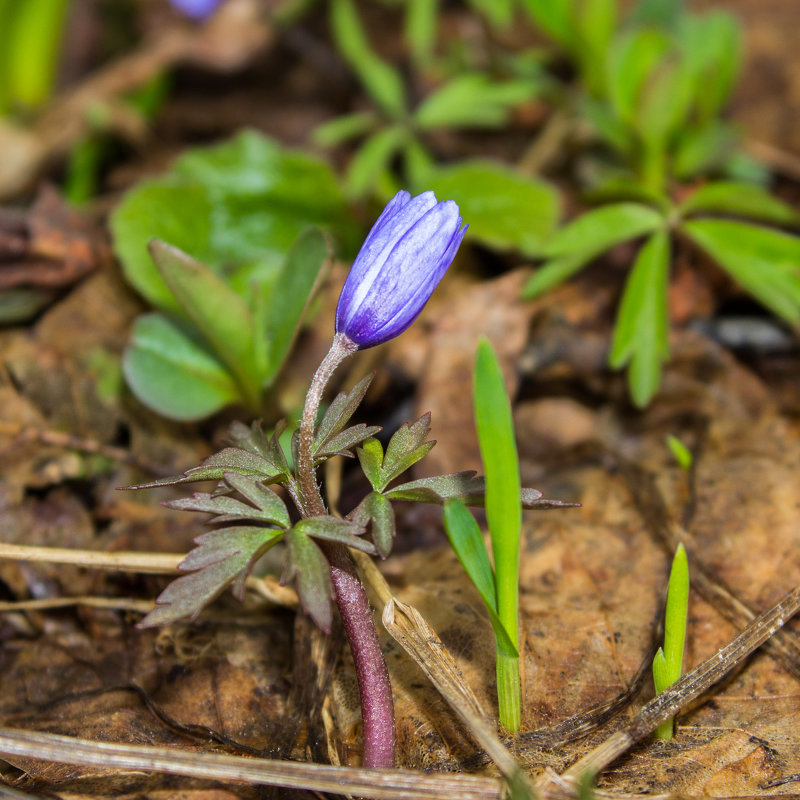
xmin=0 ymin=728 xmax=502 ymax=800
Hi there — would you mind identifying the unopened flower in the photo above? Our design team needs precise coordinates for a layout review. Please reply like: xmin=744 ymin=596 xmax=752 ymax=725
xmin=336 ymin=190 xmax=467 ymax=349
xmin=169 ymin=0 xmax=221 ymax=19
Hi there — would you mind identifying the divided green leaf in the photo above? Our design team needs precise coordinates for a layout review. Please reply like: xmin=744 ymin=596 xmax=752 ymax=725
xmin=348 ymin=491 xmax=396 ymax=558
xmin=138 ymin=526 xmax=283 ymax=628
xmin=294 ymin=516 xmax=375 ymax=555
xmin=283 ymin=528 xmax=334 ymax=633
xmin=356 ymin=414 xmax=435 ymax=493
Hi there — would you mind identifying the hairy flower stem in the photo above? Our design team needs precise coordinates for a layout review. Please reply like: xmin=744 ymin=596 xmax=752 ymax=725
xmin=297 ymin=332 xmax=396 ymax=769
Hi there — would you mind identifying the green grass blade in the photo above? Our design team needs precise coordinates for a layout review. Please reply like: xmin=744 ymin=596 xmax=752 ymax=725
xmin=664 ymin=543 xmax=689 ymax=680
xmin=474 ymin=339 xmax=521 ymax=648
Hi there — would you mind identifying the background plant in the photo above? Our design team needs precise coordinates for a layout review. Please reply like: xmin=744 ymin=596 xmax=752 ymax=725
xmin=314 ymin=0 xmax=561 ymax=258
xmin=110 ymin=130 xmax=360 ymax=420
xmin=522 ymin=0 xmax=800 ymax=406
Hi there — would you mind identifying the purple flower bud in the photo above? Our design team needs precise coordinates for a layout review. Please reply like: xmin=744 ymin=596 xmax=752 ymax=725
xmin=169 ymin=0 xmax=221 ymax=19
xmin=336 ymin=190 xmax=467 ymax=349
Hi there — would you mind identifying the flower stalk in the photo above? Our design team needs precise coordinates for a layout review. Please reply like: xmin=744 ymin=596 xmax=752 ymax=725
xmin=296 ymin=332 xmax=395 ymax=768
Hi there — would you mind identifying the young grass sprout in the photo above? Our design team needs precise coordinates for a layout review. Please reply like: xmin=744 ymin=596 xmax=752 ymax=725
xmin=653 ymin=542 xmax=690 ymax=740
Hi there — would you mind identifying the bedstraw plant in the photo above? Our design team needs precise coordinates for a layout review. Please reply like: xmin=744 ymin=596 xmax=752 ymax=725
xmin=522 ymin=0 xmax=800 ymax=406
xmin=128 ymin=190 xmax=569 ymax=766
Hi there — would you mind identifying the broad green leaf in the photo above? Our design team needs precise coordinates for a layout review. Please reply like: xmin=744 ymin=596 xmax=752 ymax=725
xmin=425 ymin=160 xmax=560 ymax=256
xmin=403 ymin=138 xmax=436 ymax=189
xmin=122 ymin=313 xmax=239 ymax=421
xmin=263 ymin=229 xmax=329 ymax=384
xmin=345 ymin=125 xmax=406 ymax=199
xmin=682 ymin=219 xmax=800 ymax=323
xmin=679 ymin=182 xmax=799 ymax=228
xmin=283 ymin=528 xmax=334 ymax=632
xmin=415 ymin=74 xmax=541 ymax=130
xmin=443 ymin=499 xmax=518 ymax=658
xmin=111 ymin=131 xmax=359 ymax=312
xmin=474 ymin=338 xmax=521 ymax=650
xmin=111 ymin=182 xmax=214 ymax=312
xmin=609 ymin=231 xmax=670 ymax=407
xmin=330 ymin=0 xmax=407 ymax=119
xmin=312 ymin=111 xmax=379 ymax=147
xmin=139 ymin=526 xmax=283 ymax=627
xmin=605 ymin=28 xmax=671 ymax=125
xmin=578 ymin=95 xmax=634 ymax=156
xmin=627 ymin=0 xmax=685 ymax=29
xmin=543 ymin=202 xmax=664 ymax=258
xmin=148 ymin=241 xmax=261 ymax=409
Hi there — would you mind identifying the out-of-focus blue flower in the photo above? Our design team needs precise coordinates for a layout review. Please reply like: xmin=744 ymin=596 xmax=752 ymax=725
xmin=169 ymin=0 xmax=221 ymax=19
xmin=336 ymin=190 xmax=467 ymax=349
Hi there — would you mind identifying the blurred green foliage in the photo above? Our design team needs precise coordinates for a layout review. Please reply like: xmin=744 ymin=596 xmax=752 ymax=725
xmin=111 ymin=131 xmax=358 ymax=420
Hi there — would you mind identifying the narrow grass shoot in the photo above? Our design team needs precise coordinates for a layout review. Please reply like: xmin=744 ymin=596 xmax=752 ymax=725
xmin=444 ymin=337 xmax=522 ymax=731
xmin=665 ymin=434 xmax=692 ymax=471
xmin=653 ymin=542 xmax=690 ymax=739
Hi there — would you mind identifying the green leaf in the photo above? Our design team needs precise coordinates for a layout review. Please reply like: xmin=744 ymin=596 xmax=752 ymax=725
xmin=283 ymin=528 xmax=334 ymax=632
xmin=673 ymin=121 xmax=739 ymax=180
xmin=605 ymin=28 xmax=671 ymax=125
xmin=665 ymin=434 xmax=692 ymax=471
xmin=330 ymin=0 xmax=407 ymax=119
xmin=295 ymin=516 xmax=375 ymax=555
xmin=226 ymin=420 xmax=292 ymax=480
xmin=519 ymin=0 xmax=575 ymax=51
xmin=263 ymin=229 xmax=329 ymax=385
xmin=424 ymin=160 xmax=560 ymax=256
xmin=609 ymin=230 xmax=671 ymax=407
xmin=415 ymin=74 xmax=541 ymax=130
xmin=682 ymin=219 xmax=800 ymax=323
xmin=356 ymin=437 xmax=385 ymax=491
xmin=385 ymin=472 xmax=573 ymax=509
xmin=664 ymin=543 xmax=689 ymax=681
xmin=111 ymin=181 xmax=214 ymax=312
xmin=636 ymin=57 xmax=694 ymax=150
xmin=543 ymin=202 xmax=664 ymax=258
xmin=148 ymin=241 xmax=261 ymax=408
xmin=575 ymin=0 xmax=618 ymax=92
xmin=443 ymin=499 xmax=518 ymax=658
xmin=474 ymin=338 xmax=521 ymax=651
xmin=680 ymin=11 xmax=741 ymax=124
xmin=349 ymin=491 xmax=396 ymax=558
xmin=356 ymin=415 xmax=435 ymax=493
xmin=679 ymin=182 xmax=799 ymax=228
xmin=522 ymin=252 xmax=592 ymax=299
xmin=122 ymin=313 xmax=239 ymax=421
xmin=312 ymin=111 xmax=380 ymax=148
xmin=313 ymin=374 xmax=375 ymax=456
xmin=405 ymin=0 xmax=438 ymax=65
xmin=139 ymin=526 xmax=283 ymax=627
xmin=652 ymin=647 xmax=670 ymax=695
xmin=345 ymin=125 xmax=406 ymax=199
